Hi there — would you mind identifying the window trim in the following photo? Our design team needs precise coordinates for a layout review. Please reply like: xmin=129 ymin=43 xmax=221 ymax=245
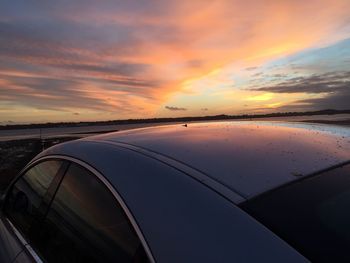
xmin=6 ymin=218 xmax=43 ymax=263
xmin=2 ymin=158 xmax=66 ymax=208
xmin=2 ymin=158 xmax=66 ymax=263
xmin=18 ymin=155 xmax=156 ymax=263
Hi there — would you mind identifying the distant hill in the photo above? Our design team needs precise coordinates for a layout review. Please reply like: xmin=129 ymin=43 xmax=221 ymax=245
xmin=1 ymin=109 xmax=350 ymax=130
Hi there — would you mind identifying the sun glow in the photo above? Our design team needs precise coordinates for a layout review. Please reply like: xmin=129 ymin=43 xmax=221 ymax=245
xmin=246 ymin=93 xmax=274 ymax=102
xmin=1 ymin=0 xmax=350 ymax=123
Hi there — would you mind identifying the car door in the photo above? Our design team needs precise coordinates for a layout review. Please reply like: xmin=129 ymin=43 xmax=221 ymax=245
xmin=0 ymin=159 xmax=66 ymax=263
xmin=28 ymin=160 xmax=150 ymax=263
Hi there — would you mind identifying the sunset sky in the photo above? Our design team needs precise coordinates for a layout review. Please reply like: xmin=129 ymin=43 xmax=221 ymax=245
xmin=1 ymin=0 xmax=350 ymax=124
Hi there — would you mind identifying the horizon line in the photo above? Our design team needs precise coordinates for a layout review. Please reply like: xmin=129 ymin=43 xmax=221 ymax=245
xmin=1 ymin=109 xmax=350 ymax=129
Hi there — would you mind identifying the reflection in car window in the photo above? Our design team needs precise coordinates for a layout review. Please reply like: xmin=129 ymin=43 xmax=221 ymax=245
xmin=5 ymin=160 xmax=61 ymax=239
xmin=241 ymin=163 xmax=350 ymax=263
xmin=36 ymin=163 xmax=149 ymax=263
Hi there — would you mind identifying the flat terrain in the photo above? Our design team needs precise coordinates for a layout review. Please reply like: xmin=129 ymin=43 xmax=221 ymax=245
xmin=1 ymin=113 xmax=350 ymax=141
xmin=1 ymin=114 xmax=349 ymax=192
xmin=0 ymin=137 xmax=77 ymax=191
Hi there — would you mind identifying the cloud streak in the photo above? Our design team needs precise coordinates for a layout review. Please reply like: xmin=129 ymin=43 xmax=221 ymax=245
xmin=165 ymin=106 xmax=187 ymax=111
xmin=249 ymin=71 xmax=350 ymax=111
xmin=250 ymin=71 xmax=350 ymax=94
xmin=0 ymin=0 xmax=350 ymax=122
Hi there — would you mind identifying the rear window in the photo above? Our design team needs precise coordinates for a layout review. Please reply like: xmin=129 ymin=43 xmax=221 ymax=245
xmin=240 ymin=163 xmax=350 ymax=263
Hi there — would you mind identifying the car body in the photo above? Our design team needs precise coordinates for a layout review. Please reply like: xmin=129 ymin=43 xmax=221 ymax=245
xmin=0 ymin=121 xmax=349 ymax=262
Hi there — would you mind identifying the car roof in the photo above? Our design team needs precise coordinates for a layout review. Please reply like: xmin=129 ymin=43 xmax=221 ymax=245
xmin=86 ymin=121 xmax=350 ymax=199
xmin=35 ymin=133 xmax=309 ymax=262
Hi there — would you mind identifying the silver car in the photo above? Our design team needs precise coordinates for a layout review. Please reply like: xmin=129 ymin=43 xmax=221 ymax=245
xmin=1 ymin=121 xmax=349 ymax=263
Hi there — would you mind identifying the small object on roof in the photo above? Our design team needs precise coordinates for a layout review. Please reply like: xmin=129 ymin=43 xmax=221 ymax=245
xmin=291 ymin=172 xmax=303 ymax=177
xmin=183 ymin=124 xmax=188 ymax=127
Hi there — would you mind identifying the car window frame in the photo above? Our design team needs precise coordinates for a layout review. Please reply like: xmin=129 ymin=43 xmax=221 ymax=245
xmin=2 ymin=155 xmax=155 ymax=263
xmin=1 ymin=158 xmax=68 ymax=263
xmin=2 ymin=158 xmax=68 ymax=209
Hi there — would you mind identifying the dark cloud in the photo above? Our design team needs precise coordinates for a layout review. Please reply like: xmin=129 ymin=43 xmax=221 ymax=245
xmin=165 ymin=106 xmax=187 ymax=111
xmin=271 ymin=74 xmax=286 ymax=78
xmin=52 ymin=62 xmax=150 ymax=77
xmin=201 ymin=108 xmax=208 ymax=111
xmin=252 ymin=72 xmax=263 ymax=77
xmin=250 ymin=71 xmax=350 ymax=111
xmin=293 ymin=90 xmax=350 ymax=110
xmin=79 ymin=75 xmax=159 ymax=90
xmin=245 ymin=66 xmax=258 ymax=71
xmin=250 ymin=71 xmax=350 ymax=94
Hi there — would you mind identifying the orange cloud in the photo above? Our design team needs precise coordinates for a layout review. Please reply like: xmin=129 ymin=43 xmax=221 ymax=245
xmin=1 ymin=0 xmax=350 ymax=122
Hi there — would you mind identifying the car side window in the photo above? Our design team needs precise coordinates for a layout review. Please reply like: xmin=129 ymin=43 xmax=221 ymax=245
xmin=34 ymin=163 xmax=149 ymax=263
xmin=5 ymin=160 xmax=62 ymax=240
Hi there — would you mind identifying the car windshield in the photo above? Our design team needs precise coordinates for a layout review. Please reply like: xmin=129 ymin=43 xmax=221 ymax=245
xmin=240 ymin=163 xmax=350 ymax=263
